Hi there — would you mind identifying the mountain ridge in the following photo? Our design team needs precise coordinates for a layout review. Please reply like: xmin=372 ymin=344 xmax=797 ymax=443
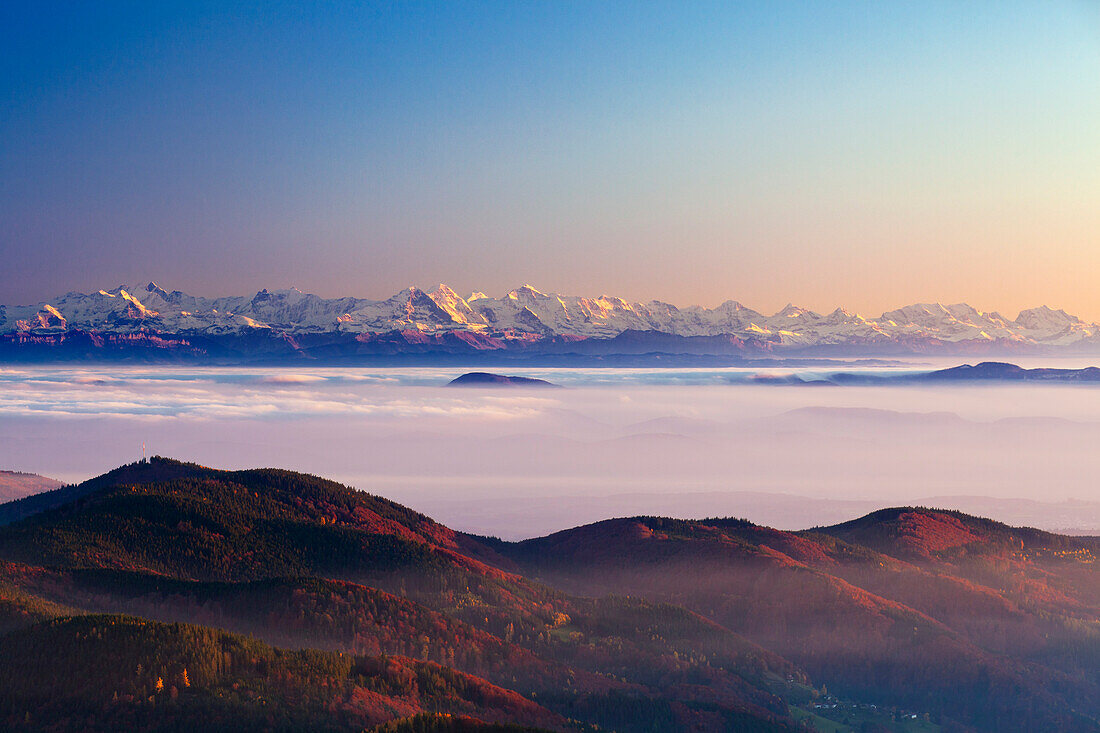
xmin=4 ymin=282 xmax=1100 ymax=358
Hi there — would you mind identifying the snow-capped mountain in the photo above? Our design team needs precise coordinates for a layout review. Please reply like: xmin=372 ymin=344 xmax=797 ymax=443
xmin=3 ymin=281 xmax=1100 ymax=355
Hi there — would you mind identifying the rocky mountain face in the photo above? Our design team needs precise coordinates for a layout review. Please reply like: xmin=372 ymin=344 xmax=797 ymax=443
xmin=3 ymin=282 xmax=1099 ymax=356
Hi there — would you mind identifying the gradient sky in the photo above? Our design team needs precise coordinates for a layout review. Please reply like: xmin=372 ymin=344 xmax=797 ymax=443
xmin=3 ymin=1 xmax=1099 ymax=318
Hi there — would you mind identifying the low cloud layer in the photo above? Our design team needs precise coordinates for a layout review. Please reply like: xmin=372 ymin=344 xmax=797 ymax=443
xmin=2 ymin=366 xmax=1100 ymax=538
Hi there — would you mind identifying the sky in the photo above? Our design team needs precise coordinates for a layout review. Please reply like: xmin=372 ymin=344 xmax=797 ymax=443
xmin=2 ymin=1 xmax=1099 ymax=318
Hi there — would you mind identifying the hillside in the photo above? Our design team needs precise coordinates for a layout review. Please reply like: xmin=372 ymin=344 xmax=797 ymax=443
xmin=0 ymin=458 xmax=803 ymax=733
xmin=0 ymin=470 xmax=62 ymax=504
xmin=0 ymin=614 xmax=562 ymax=732
xmin=501 ymin=515 xmax=1100 ymax=732
xmin=2 ymin=459 xmax=1098 ymax=731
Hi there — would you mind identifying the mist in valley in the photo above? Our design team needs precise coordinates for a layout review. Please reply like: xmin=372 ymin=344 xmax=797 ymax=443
xmin=2 ymin=365 xmax=1099 ymax=539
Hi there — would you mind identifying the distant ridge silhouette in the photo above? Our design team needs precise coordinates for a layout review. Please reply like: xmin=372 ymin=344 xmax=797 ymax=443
xmin=447 ymin=372 xmax=559 ymax=388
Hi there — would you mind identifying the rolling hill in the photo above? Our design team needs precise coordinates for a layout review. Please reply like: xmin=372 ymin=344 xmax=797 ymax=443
xmin=501 ymin=514 xmax=1100 ymax=732
xmin=0 ymin=458 xmax=803 ymax=733
xmin=0 ymin=458 xmax=1097 ymax=731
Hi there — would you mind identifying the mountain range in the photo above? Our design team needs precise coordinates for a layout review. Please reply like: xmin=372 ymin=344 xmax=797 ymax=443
xmin=1 ymin=458 xmax=1098 ymax=731
xmin=4 ymin=282 xmax=1100 ymax=361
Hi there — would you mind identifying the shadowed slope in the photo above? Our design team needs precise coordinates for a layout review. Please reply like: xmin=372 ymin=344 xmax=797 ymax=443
xmin=0 ymin=458 xmax=215 ymax=526
xmin=499 ymin=514 xmax=1100 ymax=732
xmin=0 ymin=615 xmax=563 ymax=732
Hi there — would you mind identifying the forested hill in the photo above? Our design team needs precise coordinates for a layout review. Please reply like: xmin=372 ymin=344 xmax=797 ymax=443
xmin=0 ymin=458 xmax=802 ymax=733
xmin=0 ymin=458 xmax=1097 ymax=731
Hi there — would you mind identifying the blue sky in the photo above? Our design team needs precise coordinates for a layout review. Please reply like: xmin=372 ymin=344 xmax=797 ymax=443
xmin=2 ymin=1 xmax=1098 ymax=317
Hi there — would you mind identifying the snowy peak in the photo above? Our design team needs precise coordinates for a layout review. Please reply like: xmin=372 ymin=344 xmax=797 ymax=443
xmin=880 ymin=303 xmax=950 ymax=325
xmin=715 ymin=299 xmax=755 ymax=313
xmin=776 ymin=303 xmax=811 ymax=318
xmin=144 ymin=281 xmax=171 ymax=301
xmin=1016 ymin=305 xmax=1079 ymax=330
xmin=507 ymin=284 xmax=546 ymax=300
xmin=1011 ymin=306 xmax=1094 ymax=345
xmin=431 ymin=283 xmax=459 ymax=300
xmin=428 ymin=284 xmax=487 ymax=328
xmin=3 ymin=283 xmax=1100 ymax=352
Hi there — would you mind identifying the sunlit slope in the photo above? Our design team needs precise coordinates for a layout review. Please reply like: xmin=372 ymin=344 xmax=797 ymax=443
xmin=815 ymin=507 xmax=1100 ymax=609
xmin=814 ymin=507 xmax=1100 ymax=618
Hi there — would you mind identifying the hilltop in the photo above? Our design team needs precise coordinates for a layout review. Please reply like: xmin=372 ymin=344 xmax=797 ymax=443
xmin=447 ymin=373 xmax=558 ymax=388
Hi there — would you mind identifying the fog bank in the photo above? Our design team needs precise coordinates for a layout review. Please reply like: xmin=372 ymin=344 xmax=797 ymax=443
xmin=2 ymin=366 xmax=1099 ymax=538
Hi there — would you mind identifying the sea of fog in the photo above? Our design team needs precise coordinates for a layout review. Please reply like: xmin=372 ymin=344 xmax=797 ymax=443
xmin=3 ymin=363 xmax=1100 ymax=539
